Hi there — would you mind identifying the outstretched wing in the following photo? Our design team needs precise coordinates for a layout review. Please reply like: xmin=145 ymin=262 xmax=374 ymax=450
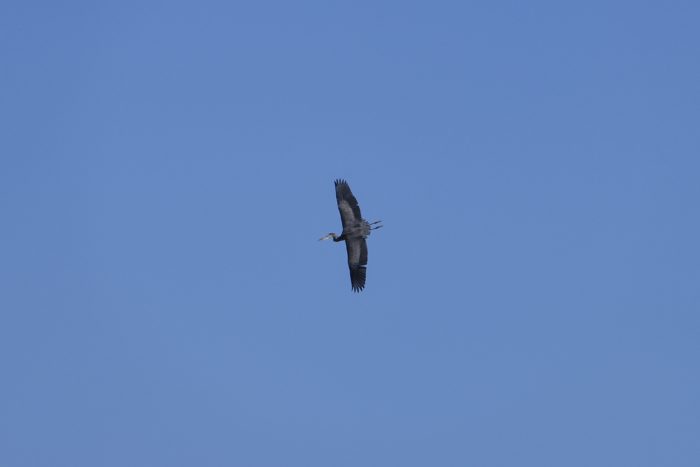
xmin=345 ymin=237 xmax=368 ymax=292
xmin=335 ymin=179 xmax=362 ymax=229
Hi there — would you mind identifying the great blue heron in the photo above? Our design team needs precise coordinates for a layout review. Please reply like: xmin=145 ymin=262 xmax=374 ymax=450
xmin=319 ymin=179 xmax=382 ymax=292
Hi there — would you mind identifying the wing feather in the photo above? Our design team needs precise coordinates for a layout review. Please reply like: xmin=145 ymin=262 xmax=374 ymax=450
xmin=335 ymin=179 xmax=362 ymax=229
xmin=346 ymin=237 xmax=368 ymax=292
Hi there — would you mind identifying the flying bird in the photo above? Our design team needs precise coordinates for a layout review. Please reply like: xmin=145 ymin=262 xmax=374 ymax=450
xmin=320 ymin=179 xmax=382 ymax=292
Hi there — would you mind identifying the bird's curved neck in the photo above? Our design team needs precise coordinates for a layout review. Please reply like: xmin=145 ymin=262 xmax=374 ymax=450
xmin=333 ymin=233 xmax=345 ymax=242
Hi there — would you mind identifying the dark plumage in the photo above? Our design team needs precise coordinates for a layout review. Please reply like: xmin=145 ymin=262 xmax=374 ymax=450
xmin=319 ymin=179 xmax=382 ymax=292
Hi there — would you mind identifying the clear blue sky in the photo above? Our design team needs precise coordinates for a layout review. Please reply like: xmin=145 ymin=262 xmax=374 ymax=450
xmin=1 ymin=1 xmax=699 ymax=466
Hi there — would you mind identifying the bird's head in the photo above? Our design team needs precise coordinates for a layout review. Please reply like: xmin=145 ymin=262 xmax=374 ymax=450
xmin=319 ymin=233 xmax=337 ymax=241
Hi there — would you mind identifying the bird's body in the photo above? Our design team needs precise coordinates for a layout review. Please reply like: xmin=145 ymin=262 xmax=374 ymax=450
xmin=320 ymin=179 xmax=382 ymax=292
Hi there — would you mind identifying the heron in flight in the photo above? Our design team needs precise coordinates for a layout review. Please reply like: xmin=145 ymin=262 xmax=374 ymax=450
xmin=319 ymin=179 xmax=382 ymax=292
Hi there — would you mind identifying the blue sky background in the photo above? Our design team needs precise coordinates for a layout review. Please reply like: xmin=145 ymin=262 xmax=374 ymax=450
xmin=2 ymin=1 xmax=699 ymax=466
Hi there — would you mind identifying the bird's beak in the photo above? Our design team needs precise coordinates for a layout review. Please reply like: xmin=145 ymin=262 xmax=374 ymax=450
xmin=319 ymin=234 xmax=333 ymax=241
